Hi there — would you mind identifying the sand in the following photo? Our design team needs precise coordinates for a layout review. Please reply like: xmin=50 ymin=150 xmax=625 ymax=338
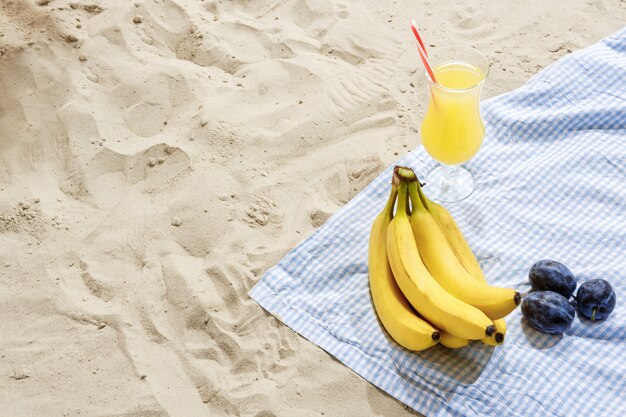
xmin=0 ymin=1 xmax=624 ymax=416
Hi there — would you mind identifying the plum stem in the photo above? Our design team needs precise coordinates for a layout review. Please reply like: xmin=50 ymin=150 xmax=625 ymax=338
xmin=591 ymin=307 xmax=597 ymax=322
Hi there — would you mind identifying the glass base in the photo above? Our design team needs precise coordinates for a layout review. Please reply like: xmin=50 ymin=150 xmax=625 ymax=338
xmin=424 ymin=165 xmax=474 ymax=203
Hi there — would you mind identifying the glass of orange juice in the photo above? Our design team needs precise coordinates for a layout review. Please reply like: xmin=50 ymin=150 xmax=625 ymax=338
xmin=420 ymin=45 xmax=490 ymax=202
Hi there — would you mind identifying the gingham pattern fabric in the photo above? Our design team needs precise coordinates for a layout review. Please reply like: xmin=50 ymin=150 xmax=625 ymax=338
xmin=249 ymin=28 xmax=626 ymax=417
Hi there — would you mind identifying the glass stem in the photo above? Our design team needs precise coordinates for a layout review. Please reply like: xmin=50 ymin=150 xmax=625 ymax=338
xmin=439 ymin=164 xmax=460 ymax=191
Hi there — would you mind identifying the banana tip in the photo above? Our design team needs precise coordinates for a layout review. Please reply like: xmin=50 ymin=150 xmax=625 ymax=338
xmin=514 ymin=292 xmax=521 ymax=305
xmin=485 ymin=325 xmax=495 ymax=337
xmin=432 ymin=331 xmax=440 ymax=341
xmin=495 ymin=332 xmax=504 ymax=344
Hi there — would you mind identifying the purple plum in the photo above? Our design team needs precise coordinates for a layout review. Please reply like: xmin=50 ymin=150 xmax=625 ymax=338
xmin=522 ymin=291 xmax=575 ymax=335
xmin=576 ymin=279 xmax=616 ymax=321
xmin=529 ymin=260 xmax=577 ymax=299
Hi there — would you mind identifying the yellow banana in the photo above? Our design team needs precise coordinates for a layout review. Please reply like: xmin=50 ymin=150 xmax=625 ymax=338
xmin=439 ymin=332 xmax=471 ymax=349
xmin=414 ymin=179 xmax=485 ymax=280
xmin=408 ymin=180 xmax=520 ymax=320
xmin=414 ymin=184 xmax=508 ymax=344
xmin=387 ymin=169 xmax=495 ymax=340
xmin=482 ymin=318 xmax=506 ymax=346
xmin=439 ymin=319 xmax=505 ymax=347
xmin=368 ymin=181 xmax=440 ymax=351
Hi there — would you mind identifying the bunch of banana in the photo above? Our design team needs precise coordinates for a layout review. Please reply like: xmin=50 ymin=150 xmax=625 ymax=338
xmin=368 ymin=166 xmax=519 ymax=351
xmin=412 ymin=178 xmax=508 ymax=346
xmin=368 ymin=175 xmax=441 ymax=351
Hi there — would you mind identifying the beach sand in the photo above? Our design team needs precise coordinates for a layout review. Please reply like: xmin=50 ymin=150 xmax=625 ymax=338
xmin=0 ymin=1 xmax=624 ymax=416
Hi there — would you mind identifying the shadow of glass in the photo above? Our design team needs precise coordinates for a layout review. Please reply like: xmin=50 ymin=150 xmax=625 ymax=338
xmin=520 ymin=317 xmax=564 ymax=349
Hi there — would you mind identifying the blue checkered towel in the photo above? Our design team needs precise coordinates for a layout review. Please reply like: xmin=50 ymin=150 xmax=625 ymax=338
xmin=249 ymin=28 xmax=626 ymax=417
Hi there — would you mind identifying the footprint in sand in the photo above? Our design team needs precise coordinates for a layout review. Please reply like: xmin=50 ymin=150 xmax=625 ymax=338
xmin=310 ymin=209 xmax=331 ymax=228
xmin=0 ymin=200 xmax=48 ymax=239
xmin=244 ymin=195 xmax=281 ymax=227
xmin=123 ymin=101 xmax=170 ymax=137
xmin=289 ymin=0 xmax=335 ymax=30
xmin=336 ymin=3 xmax=350 ymax=19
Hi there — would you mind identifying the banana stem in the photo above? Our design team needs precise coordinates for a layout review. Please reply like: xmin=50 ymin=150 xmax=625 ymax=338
xmin=396 ymin=182 xmax=409 ymax=219
xmin=392 ymin=170 xmax=401 ymax=186
xmin=394 ymin=166 xmax=417 ymax=182
xmin=415 ymin=179 xmax=431 ymax=210
xmin=392 ymin=170 xmax=410 ymax=214
xmin=408 ymin=181 xmax=427 ymax=212
xmin=383 ymin=184 xmax=399 ymax=220
xmin=405 ymin=186 xmax=411 ymax=215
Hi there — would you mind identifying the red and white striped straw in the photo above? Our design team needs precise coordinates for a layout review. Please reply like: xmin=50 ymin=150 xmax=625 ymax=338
xmin=410 ymin=20 xmax=437 ymax=84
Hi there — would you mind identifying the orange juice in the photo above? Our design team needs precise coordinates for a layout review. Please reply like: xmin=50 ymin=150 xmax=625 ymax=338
xmin=420 ymin=62 xmax=485 ymax=165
